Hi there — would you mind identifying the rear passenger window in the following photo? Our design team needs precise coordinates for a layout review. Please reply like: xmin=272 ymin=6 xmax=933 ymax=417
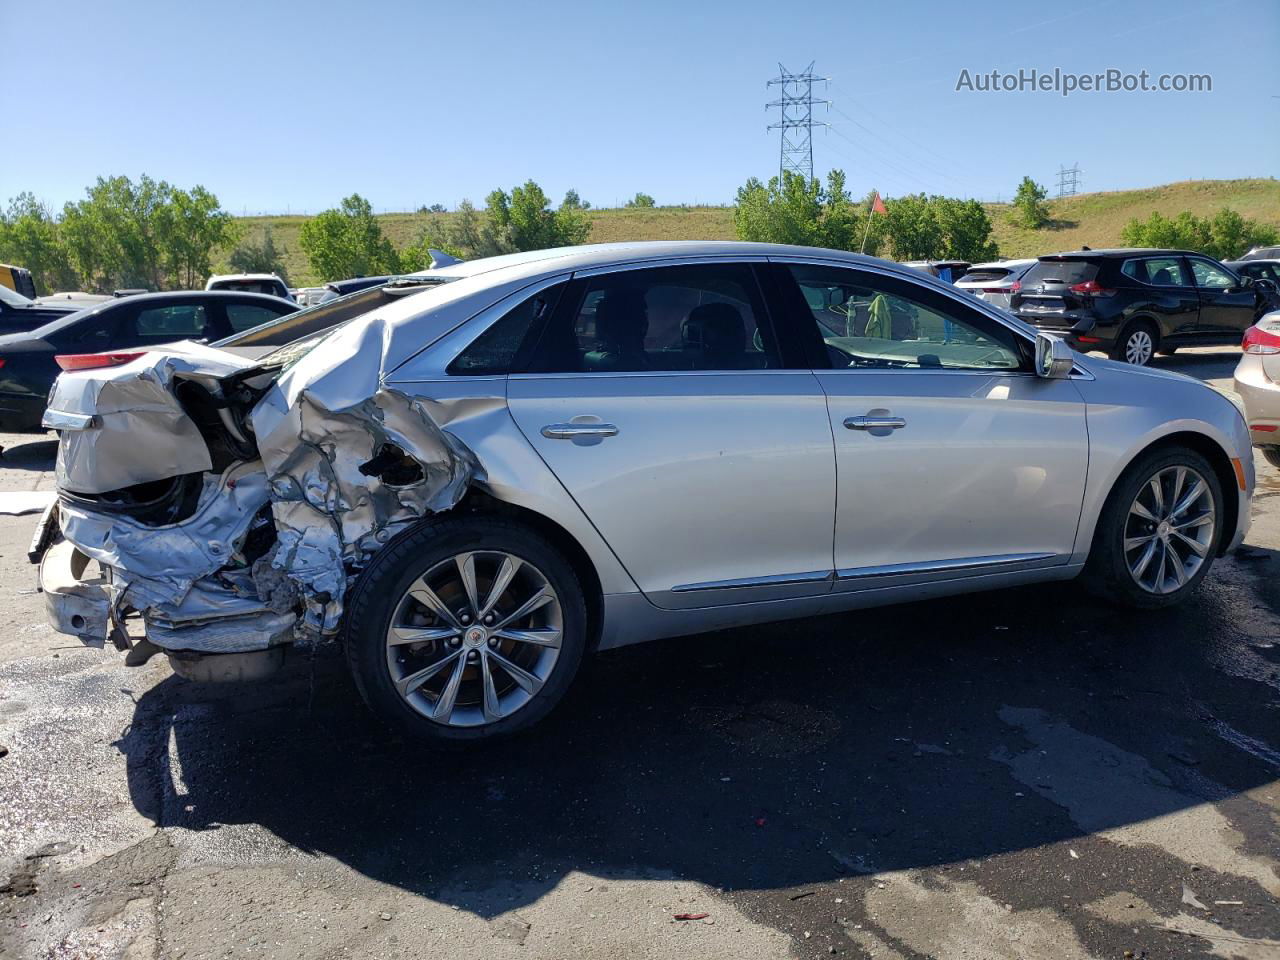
xmin=133 ymin=304 xmax=209 ymax=340
xmin=527 ymin=264 xmax=780 ymax=373
xmin=1142 ymin=257 xmax=1188 ymax=286
xmin=450 ymin=285 xmax=563 ymax=375
xmin=225 ymin=303 xmax=288 ymax=333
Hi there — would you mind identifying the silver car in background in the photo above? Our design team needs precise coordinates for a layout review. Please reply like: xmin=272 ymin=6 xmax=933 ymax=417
xmin=1233 ymin=310 xmax=1280 ymax=468
xmin=37 ymin=242 xmax=1253 ymax=744
xmin=955 ymin=258 xmax=1037 ymax=310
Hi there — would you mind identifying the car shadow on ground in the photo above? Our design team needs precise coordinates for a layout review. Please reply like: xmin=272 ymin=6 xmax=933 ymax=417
xmin=115 ymin=570 xmax=1280 ymax=915
xmin=0 ymin=437 xmax=57 ymax=471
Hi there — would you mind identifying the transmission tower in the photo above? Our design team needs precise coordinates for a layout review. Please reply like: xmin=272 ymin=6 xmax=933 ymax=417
xmin=767 ymin=62 xmax=829 ymax=182
xmin=1056 ymin=163 xmax=1081 ymax=198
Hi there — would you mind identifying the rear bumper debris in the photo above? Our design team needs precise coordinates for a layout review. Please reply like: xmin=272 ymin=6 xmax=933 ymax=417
xmin=39 ymin=539 xmax=113 ymax=645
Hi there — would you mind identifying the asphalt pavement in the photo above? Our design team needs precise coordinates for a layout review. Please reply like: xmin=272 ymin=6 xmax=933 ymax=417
xmin=0 ymin=347 xmax=1277 ymax=959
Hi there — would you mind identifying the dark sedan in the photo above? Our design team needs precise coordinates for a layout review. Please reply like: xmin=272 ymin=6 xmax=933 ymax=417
xmin=0 ymin=290 xmax=296 ymax=430
xmin=0 ymin=284 xmax=82 ymax=335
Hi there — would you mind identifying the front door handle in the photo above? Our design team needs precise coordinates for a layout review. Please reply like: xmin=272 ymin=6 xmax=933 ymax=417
xmin=844 ymin=415 xmax=907 ymax=431
xmin=541 ymin=422 xmax=619 ymax=440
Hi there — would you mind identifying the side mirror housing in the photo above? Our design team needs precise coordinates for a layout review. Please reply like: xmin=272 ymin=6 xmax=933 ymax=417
xmin=1035 ymin=333 xmax=1074 ymax=379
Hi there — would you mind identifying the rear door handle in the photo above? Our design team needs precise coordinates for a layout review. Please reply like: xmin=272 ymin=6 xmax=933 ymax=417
xmin=844 ymin=416 xmax=906 ymax=431
xmin=541 ymin=422 xmax=619 ymax=440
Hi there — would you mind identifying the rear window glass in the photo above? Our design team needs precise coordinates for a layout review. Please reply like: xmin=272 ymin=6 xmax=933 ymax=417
xmin=214 ymin=279 xmax=284 ymax=296
xmin=1023 ymin=260 xmax=1099 ymax=286
xmin=958 ymin=268 xmax=1010 ymax=283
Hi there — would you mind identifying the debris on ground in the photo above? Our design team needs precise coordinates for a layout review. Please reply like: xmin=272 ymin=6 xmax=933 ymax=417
xmin=788 ymin=891 xmax=815 ymax=901
xmin=674 ymin=913 xmax=710 ymax=921
xmin=1181 ymin=884 xmax=1207 ymax=910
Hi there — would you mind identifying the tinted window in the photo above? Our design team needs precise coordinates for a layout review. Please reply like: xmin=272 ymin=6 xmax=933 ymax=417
xmin=787 ymin=264 xmax=1022 ymax=371
xmin=225 ymin=302 xmax=290 ymax=333
xmin=214 ymin=279 xmax=286 ymax=297
xmin=528 ymin=264 xmax=780 ymax=373
xmin=1189 ymin=258 xmax=1235 ymax=289
xmin=1022 ymin=259 xmax=1099 ymax=286
xmin=132 ymin=304 xmax=210 ymax=340
xmin=450 ymin=285 xmax=562 ymax=375
xmin=1142 ymin=257 xmax=1189 ymax=286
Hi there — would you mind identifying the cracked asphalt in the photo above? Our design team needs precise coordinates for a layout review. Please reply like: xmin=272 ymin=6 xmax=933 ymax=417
xmin=0 ymin=346 xmax=1277 ymax=959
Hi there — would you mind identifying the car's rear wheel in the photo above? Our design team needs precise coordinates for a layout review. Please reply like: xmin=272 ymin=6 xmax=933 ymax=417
xmin=1262 ymin=446 xmax=1280 ymax=470
xmin=1085 ymin=447 xmax=1222 ymax=608
xmin=1111 ymin=321 xmax=1157 ymax=365
xmin=345 ymin=516 xmax=587 ymax=744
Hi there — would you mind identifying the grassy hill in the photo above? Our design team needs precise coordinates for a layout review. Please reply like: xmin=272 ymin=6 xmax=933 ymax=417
xmin=235 ymin=178 xmax=1279 ymax=286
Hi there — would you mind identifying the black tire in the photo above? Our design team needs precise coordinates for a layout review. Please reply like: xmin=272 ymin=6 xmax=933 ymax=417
xmin=1083 ymin=446 xmax=1224 ymax=609
xmin=1262 ymin=446 xmax=1280 ymax=470
xmin=344 ymin=515 xmax=587 ymax=744
xmin=1110 ymin=320 xmax=1158 ymax=365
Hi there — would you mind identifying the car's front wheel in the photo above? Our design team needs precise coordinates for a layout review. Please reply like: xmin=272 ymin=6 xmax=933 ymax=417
xmin=345 ymin=516 xmax=587 ymax=744
xmin=1085 ymin=447 xmax=1223 ymax=608
xmin=1111 ymin=322 xmax=1157 ymax=366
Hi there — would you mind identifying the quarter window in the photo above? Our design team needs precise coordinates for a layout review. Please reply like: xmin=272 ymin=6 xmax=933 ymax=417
xmin=1189 ymin=258 xmax=1236 ymax=289
xmin=450 ymin=285 xmax=563 ymax=375
xmin=225 ymin=302 xmax=289 ymax=333
xmin=786 ymin=264 xmax=1023 ymax=371
xmin=527 ymin=264 xmax=780 ymax=373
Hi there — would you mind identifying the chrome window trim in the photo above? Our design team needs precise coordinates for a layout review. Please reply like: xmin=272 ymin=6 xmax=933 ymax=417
xmin=672 ymin=569 xmax=833 ymax=593
xmin=836 ymin=552 xmax=1058 ymax=581
xmin=570 ymin=255 xmax=770 ymax=279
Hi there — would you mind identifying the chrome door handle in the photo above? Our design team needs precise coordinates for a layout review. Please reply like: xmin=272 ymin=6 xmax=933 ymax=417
xmin=541 ymin=422 xmax=619 ymax=440
xmin=844 ymin=416 xmax=906 ymax=431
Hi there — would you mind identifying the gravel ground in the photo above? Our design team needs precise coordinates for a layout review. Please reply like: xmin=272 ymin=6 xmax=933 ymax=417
xmin=0 ymin=347 xmax=1277 ymax=959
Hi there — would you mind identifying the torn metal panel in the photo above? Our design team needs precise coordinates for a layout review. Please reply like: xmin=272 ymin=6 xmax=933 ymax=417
xmin=47 ymin=342 xmax=258 ymax=495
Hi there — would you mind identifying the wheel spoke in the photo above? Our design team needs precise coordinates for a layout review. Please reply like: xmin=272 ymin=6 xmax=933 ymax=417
xmin=456 ymin=553 xmax=481 ymax=615
xmin=493 ymin=587 xmax=554 ymax=630
xmin=1129 ymin=499 xmax=1159 ymax=523
xmin=388 ymin=625 xmax=458 ymax=647
xmin=1131 ymin=538 xmax=1159 ymax=579
xmin=1172 ymin=530 xmax=1209 ymax=558
xmin=1147 ymin=477 xmax=1165 ymax=517
xmin=487 ymin=648 xmax=543 ymax=694
xmin=1155 ymin=541 xmax=1171 ymax=593
xmin=394 ymin=648 xmax=462 ymax=697
xmin=431 ymin=653 xmax=469 ymax=722
xmin=481 ymin=555 xmax=521 ymax=618
xmin=1170 ymin=479 xmax=1206 ymax=520
xmin=408 ymin=580 xmax=462 ymax=630
xmin=1168 ymin=467 xmax=1185 ymax=513
xmin=495 ymin=627 xmax=562 ymax=649
xmin=480 ymin=652 xmax=502 ymax=722
xmin=1167 ymin=544 xmax=1189 ymax=587
xmin=1173 ymin=512 xmax=1214 ymax=531
xmin=1124 ymin=534 xmax=1155 ymax=553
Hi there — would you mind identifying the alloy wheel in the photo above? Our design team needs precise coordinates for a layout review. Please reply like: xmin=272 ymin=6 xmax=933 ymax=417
xmin=385 ymin=551 xmax=563 ymax=727
xmin=1123 ymin=465 xmax=1215 ymax=595
xmin=1124 ymin=329 xmax=1154 ymax=365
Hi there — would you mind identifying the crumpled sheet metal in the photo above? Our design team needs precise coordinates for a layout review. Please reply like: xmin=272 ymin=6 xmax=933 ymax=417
xmin=59 ymin=461 xmax=272 ymax=614
xmin=48 ymin=343 xmax=257 ymax=496
xmin=249 ymin=314 xmax=480 ymax=635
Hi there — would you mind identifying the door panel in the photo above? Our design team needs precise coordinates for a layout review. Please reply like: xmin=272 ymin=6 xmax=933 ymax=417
xmin=818 ymin=371 xmax=1088 ymax=584
xmin=1189 ymin=258 xmax=1256 ymax=336
xmin=1130 ymin=256 xmax=1198 ymax=340
xmin=507 ymin=372 xmax=836 ymax=608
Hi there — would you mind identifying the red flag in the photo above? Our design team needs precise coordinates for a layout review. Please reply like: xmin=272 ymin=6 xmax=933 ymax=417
xmin=871 ymin=192 xmax=888 ymax=216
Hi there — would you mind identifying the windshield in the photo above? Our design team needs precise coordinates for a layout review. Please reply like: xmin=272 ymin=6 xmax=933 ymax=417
xmin=0 ymin=284 xmax=31 ymax=306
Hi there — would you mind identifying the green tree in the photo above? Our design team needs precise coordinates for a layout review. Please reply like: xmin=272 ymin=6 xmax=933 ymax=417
xmin=1011 ymin=176 xmax=1050 ymax=229
xmin=486 ymin=181 xmax=590 ymax=253
xmin=0 ymin=193 xmax=77 ymax=294
xmin=934 ymin=196 xmax=999 ymax=262
xmin=158 ymin=185 xmax=239 ymax=289
xmin=733 ymin=171 xmax=878 ymax=253
xmin=625 ymin=192 xmax=656 ymax=208
xmin=228 ymin=226 xmax=290 ymax=283
xmin=562 ymin=188 xmax=591 ymax=211
xmin=59 ymin=174 xmax=173 ymax=291
xmin=880 ymin=193 xmax=997 ymax=262
xmin=1119 ymin=207 xmax=1277 ymax=260
xmin=298 ymin=194 xmax=401 ymax=281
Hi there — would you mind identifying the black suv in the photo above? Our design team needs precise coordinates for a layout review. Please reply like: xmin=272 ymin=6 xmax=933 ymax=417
xmin=1010 ymin=249 xmax=1280 ymax=365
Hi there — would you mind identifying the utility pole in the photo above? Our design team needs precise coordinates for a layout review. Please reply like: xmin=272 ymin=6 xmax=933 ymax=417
xmin=1056 ymin=163 xmax=1081 ymax=198
xmin=767 ymin=62 xmax=829 ymax=183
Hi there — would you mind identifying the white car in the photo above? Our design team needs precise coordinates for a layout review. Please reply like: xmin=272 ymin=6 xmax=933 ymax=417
xmin=1233 ymin=310 xmax=1280 ymax=467
xmin=955 ymin=259 xmax=1037 ymax=311
xmin=206 ymin=273 xmax=293 ymax=302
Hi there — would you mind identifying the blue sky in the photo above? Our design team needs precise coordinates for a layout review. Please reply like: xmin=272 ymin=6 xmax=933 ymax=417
xmin=3 ymin=0 xmax=1277 ymax=213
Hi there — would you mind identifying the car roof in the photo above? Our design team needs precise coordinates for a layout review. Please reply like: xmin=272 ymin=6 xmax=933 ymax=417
xmin=1037 ymin=248 xmax=1205 ymax=259
xmin=21 ymin=289 xmax=295 ymax=340
xmin=208 ymin=273 xmax=283 ymax=283
xmin=1227 ymin=259 xmax=1280 ymax=267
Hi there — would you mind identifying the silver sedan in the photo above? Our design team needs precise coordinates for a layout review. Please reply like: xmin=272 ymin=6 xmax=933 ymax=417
xmin=38 ymin=242 xmax=1253 ymax=743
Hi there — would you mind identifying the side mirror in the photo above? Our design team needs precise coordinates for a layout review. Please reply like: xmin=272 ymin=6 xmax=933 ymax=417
xmin=1035 ymin=333 xmax=1074 ymax=379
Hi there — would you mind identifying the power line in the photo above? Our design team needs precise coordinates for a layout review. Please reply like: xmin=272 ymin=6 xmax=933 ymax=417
xmin=767 ymin=62 xmax=829 ymax=182
xmin=1056 ymin=163 xmax=1082 ymax=198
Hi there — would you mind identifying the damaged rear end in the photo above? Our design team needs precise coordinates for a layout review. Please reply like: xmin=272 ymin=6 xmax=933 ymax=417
xmin=38 ymin=312 xmax=479 ymax=680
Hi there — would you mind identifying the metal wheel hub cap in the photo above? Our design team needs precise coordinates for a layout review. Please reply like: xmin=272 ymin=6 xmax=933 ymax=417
xmin=1126 ymin=331 xmax=1153 ymax=364
xmin=1123 ymin=465 xmax=1215 ymax=595
xmin=385 ymin=550 xmax=563 ymax=728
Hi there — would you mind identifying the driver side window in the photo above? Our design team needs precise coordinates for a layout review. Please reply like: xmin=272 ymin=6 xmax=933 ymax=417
xmin=785 ymin=264 xmax=1023 ymax=371
xmin=1189 ymin=258 xmax=1236 ymax=289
